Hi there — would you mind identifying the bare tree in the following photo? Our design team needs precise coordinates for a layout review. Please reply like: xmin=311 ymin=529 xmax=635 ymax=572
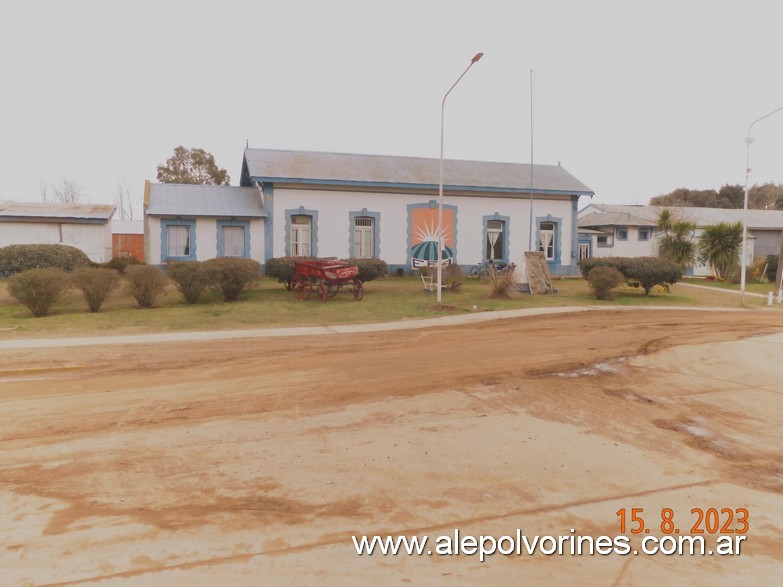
xmin=39 ymin=177 xmax=49 ymax=202
xmin=116 ymin=179 xmax=136 ymax=220
xmin=52 ymin=178 xmax=82 ymax=203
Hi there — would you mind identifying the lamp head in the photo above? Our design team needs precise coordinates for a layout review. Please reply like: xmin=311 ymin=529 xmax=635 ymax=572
xmin=471 ymin=52 xmax=484 ymax=63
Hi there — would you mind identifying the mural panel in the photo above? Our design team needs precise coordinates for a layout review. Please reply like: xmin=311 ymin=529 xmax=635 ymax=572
xmin=410 ymin=207 xmax=454 ymax=268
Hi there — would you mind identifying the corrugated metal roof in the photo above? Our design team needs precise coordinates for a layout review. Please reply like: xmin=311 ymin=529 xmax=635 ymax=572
xmin=581 ymin=204 xmax=783 ymax=230
xmin=0 ymin=200 xmax=115 ymax=222
xmin=146 ymin=184 xmax=266 ymax=217
xmin=242 ymin=148 xmax=594 ymax=195
xmin=579 ymin=210 xmax=658 ymax=228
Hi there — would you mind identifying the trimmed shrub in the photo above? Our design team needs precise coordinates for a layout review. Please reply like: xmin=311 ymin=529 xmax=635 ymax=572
xmin=0 ymin=244 xmax=91 ymax=276
xmin=71 ymin=267 xmax=120 ymax=312
xmin=580 ymin=256 xmax=681 ymax=295
xmin=579 ymin=257 xmax=631 ymax=280
xmin=587 ymin=266 xmax=624 ymax=300
xmin=265 ymin=256 xmax=316 ymax=290
xmin=125 ymin=265 xmax=169 ymax=308
xmin=167 ymin=261 xmax=210 ymax=304
xmin=7 ymin=268 xmax=69 ymax=317
xmin=340 ymin=258 xmax=388 ymax=282
xmin=102 ymin=255 xmax=142 ymax=274
xmin=624 ymin=257 xmax=682 ymax=294
xmin=204 ymin=257 xmax=261 ymax=301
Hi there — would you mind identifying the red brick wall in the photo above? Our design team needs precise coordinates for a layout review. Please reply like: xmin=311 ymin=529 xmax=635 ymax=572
xmin=112 ymin=234 xmax=145 ymax=262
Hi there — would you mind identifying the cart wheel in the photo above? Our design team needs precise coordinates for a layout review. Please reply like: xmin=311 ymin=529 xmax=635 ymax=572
xmin=318 ymin=281 xmax=329 ymax=301
xmin=326 ymin=282 xmax=341 ymax=297
xmin=353 ymin=279 xmax=364 ymax=301
xmin=292 ymin=273 xmax=311 ymax=300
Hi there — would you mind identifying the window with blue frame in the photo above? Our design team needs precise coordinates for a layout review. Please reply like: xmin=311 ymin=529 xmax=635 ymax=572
xmin=291 ymin=215 xmax=312 ymax=256
xmin=161 ymin=219 xmax=197 ymax=261
xmin=217 ymin=220 xmax=250 ymax=258
xmin=486 ymin=219 xmax=504 ymax=261
xmin=354 ymin=216 xmax=375 ymax=258
xmin=539 ymin=221 xmax=556 ymax=260
xmin=638 ymin=227 xmax=650 ymax=241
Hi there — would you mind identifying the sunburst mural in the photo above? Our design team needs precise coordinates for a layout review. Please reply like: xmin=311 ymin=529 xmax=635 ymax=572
xmin=410 ymin=207 xmax=454 ymax=268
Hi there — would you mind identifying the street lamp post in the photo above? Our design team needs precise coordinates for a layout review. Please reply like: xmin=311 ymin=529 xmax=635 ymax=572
xmin=741 ymin=106 xmax=783 ymax=305
xmin=437 ymin=52 xmax=483 ymax=304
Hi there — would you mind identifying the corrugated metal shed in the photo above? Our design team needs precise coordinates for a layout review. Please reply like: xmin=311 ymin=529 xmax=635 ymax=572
xmin=146 ymin=184 xmax=266 ymax=217
xmin=0 ymin=201 xmax=115 ymax=223
xmin=242 ymin=148 xmax=594 ymax=195
xmin=581 ymin=204 xmax=783 ymax=230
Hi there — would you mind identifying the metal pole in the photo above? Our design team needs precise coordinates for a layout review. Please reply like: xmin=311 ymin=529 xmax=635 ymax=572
xmin=437 ymin=52 xmax=483 ymax=304
xmin=741 ymin=106 xmax=783 ymax=306
xmin=528 ymin=68 xmax=535 ymax=251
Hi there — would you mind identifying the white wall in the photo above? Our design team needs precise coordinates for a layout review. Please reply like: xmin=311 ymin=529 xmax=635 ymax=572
xmin=590 ymin=226 xmax=656 ymax=259
xmin=271 ymin=188 xmax=578 ymax=272
xmin=144 ymin=216 xmax=265 ymax=264
xmin=0 ymin=221 xmax=112 ymax=262
xmin=585 ymin=228 xmax=755 ymax=277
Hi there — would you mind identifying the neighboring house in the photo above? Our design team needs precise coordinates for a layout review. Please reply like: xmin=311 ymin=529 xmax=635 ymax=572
xmin=578 ymin=203 xmax=783 ymax=275
xmin=0 ymin=200 xmax=115 ymax=262
xmin=111 ymin=219 xmax=145 ymax=261
xmin=144 ymin=183 xmax=267 ymax=264
xmin=145 ymin=148 xmax=595 ymax=275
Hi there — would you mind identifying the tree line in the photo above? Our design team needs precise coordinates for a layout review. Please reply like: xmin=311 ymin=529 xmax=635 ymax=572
xmin=650 ymin=183 xmax=783 ymax=210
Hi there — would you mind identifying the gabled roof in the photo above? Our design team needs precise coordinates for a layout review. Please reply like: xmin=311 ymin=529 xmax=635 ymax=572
xmin=241 ymin=148 xmax=594 ymax=196
xmin=579 ymin=209 xmax=658 ymax=228
xmin=579 ymin=204 xmax=783 ymax=230
xmin=146 ymin=184 xmax=266 ymax=218
xmin=0 ymin=201 xmax=115 ymax=224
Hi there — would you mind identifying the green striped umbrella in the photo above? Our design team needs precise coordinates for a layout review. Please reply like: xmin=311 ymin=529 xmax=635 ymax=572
xmin=412 ymin=240 xmax=453 ymax=263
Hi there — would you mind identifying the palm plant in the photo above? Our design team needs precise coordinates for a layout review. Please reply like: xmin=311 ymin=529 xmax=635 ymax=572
xmin=698 ymin=221 xmax=743 ymax=280
xmin=657 ymin=209 xmax=697 ymax=268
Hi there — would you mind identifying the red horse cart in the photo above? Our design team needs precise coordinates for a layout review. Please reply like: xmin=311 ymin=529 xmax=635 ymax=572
xmin=291 ymin=259 xmax=364 ymax=301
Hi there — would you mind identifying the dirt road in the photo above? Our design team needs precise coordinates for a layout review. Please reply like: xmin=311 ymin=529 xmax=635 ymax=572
xmin=2 ymin=309 xmax=782 ymax=585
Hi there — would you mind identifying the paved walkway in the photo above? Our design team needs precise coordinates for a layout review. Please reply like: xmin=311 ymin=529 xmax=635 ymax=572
xmin=677 ymin=281 xmax=768 ymax=298
xmin=0 ymin=305 xmax=755 ymax=350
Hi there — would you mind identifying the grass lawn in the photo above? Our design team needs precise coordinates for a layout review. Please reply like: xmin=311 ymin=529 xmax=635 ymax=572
xmin=0 ymin=275 xmax=776 ymax=339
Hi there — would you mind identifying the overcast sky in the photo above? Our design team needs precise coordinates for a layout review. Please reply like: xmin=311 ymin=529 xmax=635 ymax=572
xmin=2 ymin=0 xmax=782 ymax=211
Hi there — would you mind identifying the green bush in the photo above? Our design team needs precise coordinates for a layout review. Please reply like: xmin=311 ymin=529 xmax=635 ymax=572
xmin=71 ymin=267 xmax=120 ymax=312
xmin=624 ymin=257 xmax=682 ymax=294
xmin=265 ymin=256 xmax=316 ymax=290
xmin=579 ymin=256 xmax=681 ymax=295
xmin=340 ymin=258 xmax=388 ymax=282
xmin=167 ymin=261 xmax=211 ymax=304
xmin=579 ymin=257 xmax=631 ymax=279
xmin=204 ymin=257 xmax=261 ymax=301
xmin=0 ymin=244 xmax=91 ymax=276
xmin=125 ymin=265 xmax=168 ymax=308
xmin=7 ymin=268 xmax=69 ymax=317
xmin=587 ymin=266 xmax=625 ymax=300
xmin=102 ymin=255 xmax=142 ymax=274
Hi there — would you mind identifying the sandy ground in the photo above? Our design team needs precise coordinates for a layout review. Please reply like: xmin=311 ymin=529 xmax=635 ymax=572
xmin=1 ymin=309 xmax=782 ymax=586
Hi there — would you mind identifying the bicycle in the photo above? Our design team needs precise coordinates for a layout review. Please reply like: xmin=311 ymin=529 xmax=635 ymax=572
xmin=470 ymin=260 xmax=509 ymax=280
